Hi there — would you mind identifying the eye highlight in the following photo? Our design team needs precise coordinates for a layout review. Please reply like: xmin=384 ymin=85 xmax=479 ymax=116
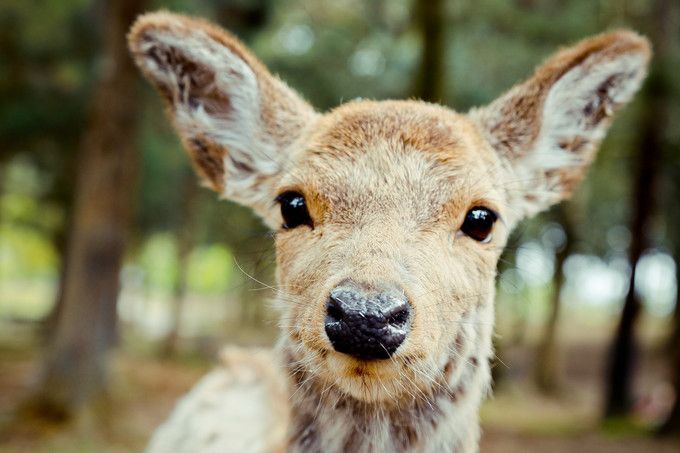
xmin=276 ymin=191 xmax=313 ymax=230
xmin=460 ymin=207 xmax=497 ymax=242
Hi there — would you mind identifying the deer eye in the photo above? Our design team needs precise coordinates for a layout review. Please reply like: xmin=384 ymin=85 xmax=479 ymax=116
xmin=460 ymin=207 xmax=497 ymax=242
xmin=276 ymin=191 xmax=313 ymax=230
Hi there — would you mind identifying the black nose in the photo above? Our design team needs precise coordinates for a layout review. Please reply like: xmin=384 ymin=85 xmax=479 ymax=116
xmin=324 ymin=282 xmax=412 ymax=360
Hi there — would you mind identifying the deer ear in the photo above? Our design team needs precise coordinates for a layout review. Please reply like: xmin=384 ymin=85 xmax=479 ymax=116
xmin=128 ymin=12 xmax=316 ymax=227
xmin=471 ymin=30 xmax=651 ymax=220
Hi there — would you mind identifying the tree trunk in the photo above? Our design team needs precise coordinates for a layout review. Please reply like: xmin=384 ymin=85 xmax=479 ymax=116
xmin=161 ymin=172 xmax=199 ymax=357
xmin=603 ymin=76 xmax=658 ymax=419
xmin=23 ymin=0 xmax=147 ymax=422
xmin=535 ymin=207 xmax=573 ymax=394
xmin=413 ymin=0 xmax=446 ymax=103
xmin=603 ymin=0 xmax=672 ymax=420
xmin=41 ymin=238 xmax=70 ymax=341
xmin=0 ymin=160 xmax=5 ymax=295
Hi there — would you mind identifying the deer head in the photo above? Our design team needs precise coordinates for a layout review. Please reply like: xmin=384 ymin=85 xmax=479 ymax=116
xmin=129 ymin=12 xmax=650 ymax=404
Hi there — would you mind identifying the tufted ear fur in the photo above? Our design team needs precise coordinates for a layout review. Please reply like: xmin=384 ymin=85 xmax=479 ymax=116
xmin=128 ymin=12 xmax=316 ymax=227
xmin=470 ymin=30 xmax=651 ymax=221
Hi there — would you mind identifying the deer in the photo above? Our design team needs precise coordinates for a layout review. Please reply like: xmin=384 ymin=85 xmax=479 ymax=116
xmin=128 ymin=11 xmax=650 ymax=453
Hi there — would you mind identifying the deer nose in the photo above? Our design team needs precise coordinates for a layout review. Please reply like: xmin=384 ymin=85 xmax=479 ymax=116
xmin=324 ymin=282 xmax=412 ymax=360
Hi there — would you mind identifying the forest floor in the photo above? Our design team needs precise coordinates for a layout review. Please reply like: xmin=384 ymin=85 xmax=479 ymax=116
xmin=0 ymin=323 xmax=679 ymax=452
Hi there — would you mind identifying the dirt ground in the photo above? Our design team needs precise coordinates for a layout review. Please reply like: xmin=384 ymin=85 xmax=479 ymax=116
xmin=481 ymin=428 xmax=679 ymax=453
xmin=0 ymin=328 xmax=678 ymax=452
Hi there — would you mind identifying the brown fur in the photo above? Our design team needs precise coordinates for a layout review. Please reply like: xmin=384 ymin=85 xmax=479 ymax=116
xmin=129 ymin=12 xmax=651 ymax=453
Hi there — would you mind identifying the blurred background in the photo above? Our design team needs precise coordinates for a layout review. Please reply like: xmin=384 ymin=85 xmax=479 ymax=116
xmin=0 ymin=0 xmax=679 ymax=451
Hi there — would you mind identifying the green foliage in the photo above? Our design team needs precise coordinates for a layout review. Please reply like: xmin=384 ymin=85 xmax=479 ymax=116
xmin=137 ymin=233 xmax=178 ymax=293
xmin=187 ymin=245 xmax=233 ymax=294
xmin=135 ymin=233 xmax=233 ymax=295
xmin=0 ymin=159 xmax=61 ymax=281
xmin=135 ymin=94 xmax=191 ymax=235
xmin=0 ymin=224 xmax=58 ymax=280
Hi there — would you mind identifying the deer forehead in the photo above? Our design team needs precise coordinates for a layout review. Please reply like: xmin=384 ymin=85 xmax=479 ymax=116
xmin=280 ymin=100 xmax=507 ymax=225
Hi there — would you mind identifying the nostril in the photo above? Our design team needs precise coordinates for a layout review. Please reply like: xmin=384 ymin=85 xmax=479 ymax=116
xmin=326 ymin=296 xmax=345 ymax=323
xmin=386 ymin=305 xmax=410 ymax=327
xmin=383 ymin=297 xmax=411 ymax=328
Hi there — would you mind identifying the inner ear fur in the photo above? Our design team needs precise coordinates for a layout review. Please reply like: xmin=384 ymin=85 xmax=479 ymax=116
xmin=471 ymin=30 xmax=651 ymax=220
xmin=128 ymin=11 xmax=316 ymax=226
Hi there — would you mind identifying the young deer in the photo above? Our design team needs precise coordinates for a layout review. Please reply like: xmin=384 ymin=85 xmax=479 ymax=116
xmin=128 ymin=12 xmax=650 ymax=453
